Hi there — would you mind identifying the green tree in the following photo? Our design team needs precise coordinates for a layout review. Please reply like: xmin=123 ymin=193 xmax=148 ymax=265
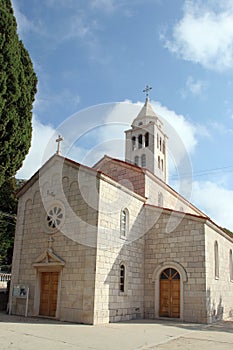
xmin=0 ymin=177 xmax=26 ymax=270
xmin=0 ymin=177 xmax=17 ymax=270
xmin=0 ymin=0 xmax=37 ymax=187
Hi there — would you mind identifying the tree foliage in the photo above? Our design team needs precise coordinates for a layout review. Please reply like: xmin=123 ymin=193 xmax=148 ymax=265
xmin=222 ymin=227 xmax=233 ymax=238
xmin=0 ymin=0 xmax=37 ymax=187
xmin=0 ymin=177 xmax=26 ymax=270
xmin=0 ymin=177 xmax=17 ymax=269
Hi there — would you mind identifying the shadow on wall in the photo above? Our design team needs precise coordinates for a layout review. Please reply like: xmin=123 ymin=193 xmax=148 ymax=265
xmin=207 ymin=288 xmax=224 ymax=323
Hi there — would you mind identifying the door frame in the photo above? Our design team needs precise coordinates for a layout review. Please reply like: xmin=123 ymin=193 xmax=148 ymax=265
xmin=152 ymin=262 xmax=187 ymax=320
xmin=34 ymin=266 xmax=63 ymax=319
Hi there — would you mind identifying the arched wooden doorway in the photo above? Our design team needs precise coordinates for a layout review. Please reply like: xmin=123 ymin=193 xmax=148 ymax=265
xmin=159 ymin=268 xmax=180 ymax=318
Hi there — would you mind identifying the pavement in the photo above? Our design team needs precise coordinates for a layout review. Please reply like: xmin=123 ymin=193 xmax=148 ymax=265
xmin=0 ymin=312 xmax=232 ymax=349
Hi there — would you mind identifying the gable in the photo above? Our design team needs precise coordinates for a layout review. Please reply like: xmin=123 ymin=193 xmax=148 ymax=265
xmin=33 ymin=248 xmax=65 ymax=268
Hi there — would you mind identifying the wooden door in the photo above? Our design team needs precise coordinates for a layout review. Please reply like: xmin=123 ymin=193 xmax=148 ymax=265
xmin=39 ymin=272 xmax=59 ymax=317
xmin=159 ymin=268 xmax=180 ymax=318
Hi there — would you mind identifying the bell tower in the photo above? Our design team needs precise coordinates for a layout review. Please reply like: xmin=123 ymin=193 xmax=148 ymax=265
xmin=125 ymin=87 xmax=168 ymax=183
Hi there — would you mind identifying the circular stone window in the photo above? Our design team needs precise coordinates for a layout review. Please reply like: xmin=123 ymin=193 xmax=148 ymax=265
xmin=45 ymin=202 xmax=65 ymax=232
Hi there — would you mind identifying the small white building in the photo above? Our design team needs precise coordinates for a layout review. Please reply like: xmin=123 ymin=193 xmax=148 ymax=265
xmin=9 ymin=98 xmax=233 ymax=324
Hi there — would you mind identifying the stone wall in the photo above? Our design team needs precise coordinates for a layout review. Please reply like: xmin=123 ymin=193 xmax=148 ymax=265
xmin=94 ymin=174 xmax=145 ymax=324
xmin=10 ymin=158 xmax=98 ymax=324
xmin=144 ymin=207 xmax=207 ymax=323
xmin=205 ymin=223 xmax=233 ymax=322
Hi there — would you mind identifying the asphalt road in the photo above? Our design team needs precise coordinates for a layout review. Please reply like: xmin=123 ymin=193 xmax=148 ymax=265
xmin=0 ymin=312 xmax=232 ymax=349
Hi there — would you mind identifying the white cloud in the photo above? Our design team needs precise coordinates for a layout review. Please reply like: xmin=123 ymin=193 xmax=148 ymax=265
xmin=163 ymin=0 xmax=233 ymax=71
xmin=90 ymin=0 xmax=116 ymax=12
xmin=152 ymin=101 xmax=197 ymax=155
xmin=181 ymin=76 xmax=207 ymax=98
xmin=16 ymin=116 xmax=57 ymax=179
xmin=12 ymin=0 xmax=44 ymax=38
xmin=192 ymin=181 xmax=233 ymax=230
xmin=210 ymin=121 xmax=233 ymax=135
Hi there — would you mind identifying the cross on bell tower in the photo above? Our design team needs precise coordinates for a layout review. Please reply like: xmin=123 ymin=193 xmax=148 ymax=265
xmin=143 ymin=85 xmax=152 ymax=99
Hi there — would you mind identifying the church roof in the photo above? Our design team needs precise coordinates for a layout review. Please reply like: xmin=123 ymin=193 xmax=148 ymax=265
xmin=131 ymin=97 xmax=162 ymax=128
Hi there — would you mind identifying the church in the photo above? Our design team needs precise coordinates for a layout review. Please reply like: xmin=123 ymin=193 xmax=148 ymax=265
xmin=9 ymin=95 xmax=233 ymax=324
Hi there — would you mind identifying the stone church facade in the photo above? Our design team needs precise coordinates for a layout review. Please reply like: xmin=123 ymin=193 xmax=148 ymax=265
xmin=9 ymin=98 xmax=233 ymax=324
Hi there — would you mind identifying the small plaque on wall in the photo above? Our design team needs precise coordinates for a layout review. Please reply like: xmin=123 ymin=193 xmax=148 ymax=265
xmin=13 ymin=285 xmax=27 ymax=298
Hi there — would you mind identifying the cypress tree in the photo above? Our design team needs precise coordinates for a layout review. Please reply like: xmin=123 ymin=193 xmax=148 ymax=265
xmin=0 ymin=177 xmax=17 ymax=269
xmin=0 ymin=0 xmax=37 ymax=187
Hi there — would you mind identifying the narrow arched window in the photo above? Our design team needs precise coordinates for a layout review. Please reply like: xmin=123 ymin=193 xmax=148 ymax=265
xmin=163 ymin=140 xmax=166 ymax=154
xmin=120 ymin=264 xmax=125 ymax=292
xmin=145 ymin=132 xmax=149 ymax=147
xmin=141 ymin=154 xmax=146 ymax=167
xmin=134 ymin=156 xmax=139 ymax=166
xmin=120 ymin=208 xmax=128 ymax=237
xmin=214 ymin=241 xmax=219 ymax=279
xmin=138 ymin=134 xmax=143 ymax=149
xmin=159 ymin=137 xmax=162 ymax=151
xmin=158 ymin=156 xmax=160 ymax=169
xmin=161 ymin=159 xmax=164 ymax=171
xmin=157 ymin=134 xmax=159 ymax=148
xmin=229 ymin=249 xmax=233 ymax=281
xmin=132 ymin=136 xmax=136 ymax=150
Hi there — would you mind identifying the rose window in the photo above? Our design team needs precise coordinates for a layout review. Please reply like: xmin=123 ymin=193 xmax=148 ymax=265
xmin=46 ymin=206 xmax=63 ymax=229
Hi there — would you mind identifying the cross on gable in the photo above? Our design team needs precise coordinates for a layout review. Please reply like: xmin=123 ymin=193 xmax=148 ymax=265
xmin=56 ymin=135 xmax=64 ymax=155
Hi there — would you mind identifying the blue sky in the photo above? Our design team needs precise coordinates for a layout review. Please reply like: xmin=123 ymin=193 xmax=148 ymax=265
xmin=12 ymin=0 xmax=233 ymax=230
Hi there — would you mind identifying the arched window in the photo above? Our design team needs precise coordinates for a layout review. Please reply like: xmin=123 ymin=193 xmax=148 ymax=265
xmin=158 ymin=192 xmax=163 ymax=207
xmin=120 ymin=208 xmax=128 ymax=237
xmin=229 ymin=249 xmax=233 ymax=281
xmin=141 ymin=154 xmax=146 ymax=167
xmin=132 ymin=136 xmax=136 ymax=150
xmin=158 ymin=156 xmax=160 ymax=169
xmin=163 ymin=140 xmax=166 ymax=154
xmin=145 ymin=132 xmax=149 ymax=147
xmin=161 ymin=159 xmax=164 ymax=171
xmin=157 ymin=134 xmax=159 ymax=148
xmin=159 ymin=137 xmax=162 ymax=151
xmin=119 ymin=264 xmax=125 ymax=292
xmin=138 ymin=134 xmax=143 ymax=149
xmin=134 ymin=156 xmax=139 ymax=166
xmin=214 ymin=241 xmax=219 ymax=279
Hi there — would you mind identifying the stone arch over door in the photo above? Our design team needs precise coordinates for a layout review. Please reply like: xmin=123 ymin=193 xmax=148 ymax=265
xmin=152 ymin=261 xmax=188 ymax=320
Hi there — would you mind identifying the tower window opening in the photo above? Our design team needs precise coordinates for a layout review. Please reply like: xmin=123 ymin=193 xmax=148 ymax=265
xmin=138 ymin=134 xmax=143 ymax=149
xmin=163 ymin=140 xmax=166 ymax=154
xmin=141 ymin=154 xmax=146 ymax=167
xmin=157 ymin=134 xmax=159 ymax=148
xmin=134 ymin=156 xmax=139 ymax=166
xmin=159 ymin=137 xmax=162 ymax=151
xmin=161 ymin=159 xmax=164 ymax=171
xmin=158 ymin=156 xmax=160 ymax=169
xmin=132 ymin=136 xmax=136 ymax=150
xmin=145 ymin=132 xmax=149 ymax=147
